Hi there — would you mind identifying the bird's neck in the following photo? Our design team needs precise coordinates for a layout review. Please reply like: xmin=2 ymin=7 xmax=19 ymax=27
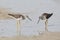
xmin=40 ymin=16 xmax=46 ymax=20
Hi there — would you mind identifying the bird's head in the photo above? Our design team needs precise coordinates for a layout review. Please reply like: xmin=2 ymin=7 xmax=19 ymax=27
xmin=20 ymin=15 xmax=25 ymax=20
xmin=20 ymin=15 xmax=32 ymax=21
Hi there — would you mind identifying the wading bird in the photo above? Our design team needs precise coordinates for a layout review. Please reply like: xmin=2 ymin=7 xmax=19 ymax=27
xmin=37 ymin=13 xmax=53 ymax=32
xmin=8 ymin=13 xmax=32 ymax=36
xmin=0 ymin=8 xmax=32 ymax=38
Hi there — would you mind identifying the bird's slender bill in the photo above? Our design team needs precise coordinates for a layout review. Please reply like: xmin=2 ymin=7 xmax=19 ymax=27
xmin=26 ymin=16 xmax=32 ymax=21
xmin=37 ymin=18 xmax=40 ymax=24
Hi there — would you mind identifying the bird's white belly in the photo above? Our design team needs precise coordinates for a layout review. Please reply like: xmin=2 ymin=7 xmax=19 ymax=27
xmin=16 ymin=18 xmax=22 ymax=20
xmin=41 ymin=16 xmax=46 ymax=20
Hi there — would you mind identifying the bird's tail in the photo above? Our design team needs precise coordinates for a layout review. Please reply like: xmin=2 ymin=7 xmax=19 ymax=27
xmin=51 ymin=13 xmax=53 ymax=15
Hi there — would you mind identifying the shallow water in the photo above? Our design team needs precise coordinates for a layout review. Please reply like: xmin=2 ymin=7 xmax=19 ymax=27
xmin=0 ymin=0 xmax=60 ymax=37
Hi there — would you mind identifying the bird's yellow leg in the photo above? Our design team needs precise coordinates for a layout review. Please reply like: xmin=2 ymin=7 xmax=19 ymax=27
xmin=45 ymin=19 xmax=48 ymax=32
xmin=16 ymin=20 xmax=20 ymax=37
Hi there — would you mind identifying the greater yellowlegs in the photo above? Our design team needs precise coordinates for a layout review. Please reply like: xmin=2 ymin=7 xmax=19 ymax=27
xmin=8 ymin=13 xmax=32 ymax=36
xmin=37 ymin=13 xmax=53 ymax=32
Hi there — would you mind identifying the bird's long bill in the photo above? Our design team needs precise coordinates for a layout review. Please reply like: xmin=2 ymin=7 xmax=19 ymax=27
xmin=37 ymin=18 xmax=40 ymax=24
xmin=26 ymin=16 xmax=32 ymax=21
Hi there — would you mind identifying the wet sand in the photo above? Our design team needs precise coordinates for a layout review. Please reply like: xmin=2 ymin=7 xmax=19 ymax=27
xmin=0 ymin=32 xmax=60 ymax=40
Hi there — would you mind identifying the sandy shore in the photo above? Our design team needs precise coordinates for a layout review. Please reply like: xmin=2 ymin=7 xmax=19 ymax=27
xmin=0 ymin=32 xmax=60 ymax=40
